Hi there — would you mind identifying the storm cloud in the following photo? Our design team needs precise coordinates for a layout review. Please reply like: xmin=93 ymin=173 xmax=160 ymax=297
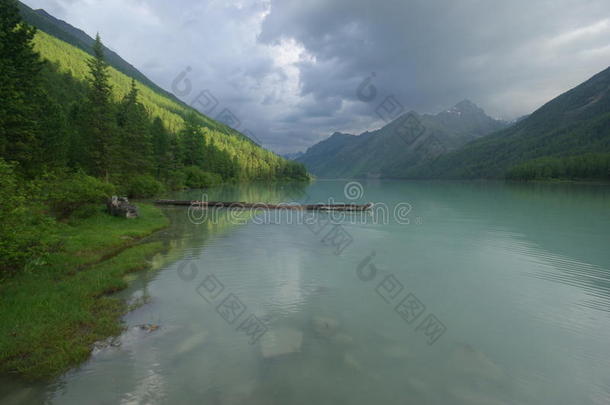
xmin=22 ymin=0 xmax=610 ymax=153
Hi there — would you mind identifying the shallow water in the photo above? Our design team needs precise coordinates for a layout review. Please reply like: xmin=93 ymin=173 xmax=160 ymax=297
xmin=2 ymin=180 xmax=610 ymax=404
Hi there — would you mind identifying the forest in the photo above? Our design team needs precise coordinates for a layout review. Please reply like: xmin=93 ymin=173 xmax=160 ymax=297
xmin=505 ymin=153 xmax=610 ymax=181
xmin=0 ymin=0 xmax=307 ymax=280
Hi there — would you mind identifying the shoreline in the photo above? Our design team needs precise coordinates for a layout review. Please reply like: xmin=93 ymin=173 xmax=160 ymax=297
xmin=0 ymin=203 xmax=171 ymax=380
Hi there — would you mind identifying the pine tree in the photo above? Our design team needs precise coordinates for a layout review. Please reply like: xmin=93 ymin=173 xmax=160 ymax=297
xmin=167 ymin=132 xmax=184 ymax=189
xmin=151 ymin=117 xmax=171 ymax=180
xmin=82 ymin=33 xmax=117 ymax=181
xmin=0 ymin=0 xmax=43 ymax=173
xmin=180 ymin=112 xmax=206 ymax=168
xmin=35 ymin=89 xmax=68 ymax=168
xmin=117 ymin=79 xmax=153 ymax=178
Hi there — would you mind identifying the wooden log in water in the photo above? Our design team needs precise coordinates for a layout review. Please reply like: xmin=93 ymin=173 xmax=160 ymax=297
xmin=154 ymin=200 xmax=373 ymax=211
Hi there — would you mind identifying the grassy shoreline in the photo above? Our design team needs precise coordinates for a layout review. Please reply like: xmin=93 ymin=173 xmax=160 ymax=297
xmin=0 ymin=203 xmax=170 ymax=380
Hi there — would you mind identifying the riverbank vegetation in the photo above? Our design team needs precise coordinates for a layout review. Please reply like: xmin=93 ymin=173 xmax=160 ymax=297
xmin=0 ymin=0 xmax=306 ymax=379
xmin=0 ymin=202 xmax=169 ymax=379
xmin=0 ymin=0 xmax=306 ymax=278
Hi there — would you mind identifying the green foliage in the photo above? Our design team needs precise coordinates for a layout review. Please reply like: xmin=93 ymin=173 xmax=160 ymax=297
xmin=117 ymin=79 xmax=154 ymax=176
xmin=151 ymin=116 xmax=173 ymax=179
xmin=506 ymin=153 xmax=610 ymax=181
xmin=69 ymin=203 xmax=102 ymax=221
xmin=0 ymin=4 xmax=310 ymax=281
xmin=0 ymin=204 xmax=169 ymax=378
xmin=30 ymin=29 xmax=308 ymax=182
xmin=38 ymin=170 xmax=115 ymax=219
xmin=278 ymin=160 xmax=309 ymax=181
xmin=33 ymin=88 xmax=69 ymax=168
xmin=81 ymin=33 xmax=118 ymax=181
xmin=182 ymin=166 xmax=223 ymax=189
xmin=0 ymin=159 xmax=56 ymax=280
xmin=407 ymin=67 xmax=610 ymax=179
xmin=123 ymin=174 xmax=165 ymax=198
xmin=180 ymin=112 xmax=206 ymax=167
xmin=18 ymin=0 xmax=181 ymax=106
xmin=0 ymin=0 xmax=43 ymax=174
xmin=164 ymin=169 xmax=187 ymax=191
xmin=298 ymin=104 xmax=506 ymax=178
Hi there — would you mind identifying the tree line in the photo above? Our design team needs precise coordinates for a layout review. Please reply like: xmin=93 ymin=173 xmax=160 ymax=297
xmin=0 ymin=0 xmax=307 ymax=194
xmin=0 ymin=0 xmax=307 ymax=278
xmin=506 ymin=153 xmax=610 ymax=181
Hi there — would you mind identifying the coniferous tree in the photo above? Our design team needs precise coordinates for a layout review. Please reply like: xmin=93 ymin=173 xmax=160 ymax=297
xmin=82 ymin=33 xmax=117 ymax=181
xmin=167 ymin=131 xmax=185 ymax=189
xmin=0 ymin=0 xmax=43 ymax=174
xmin=117 ymin=79 xmax=153 ymax=178
xmin=67 ymin=102 xmax=89 ymax=170
xmin=35 ymin=90 xmax=69 ymax=169
xmin=180 ymin=113 xmax=206 ymax=168
xmin=151 ymin=117 xmax=171 ymax=180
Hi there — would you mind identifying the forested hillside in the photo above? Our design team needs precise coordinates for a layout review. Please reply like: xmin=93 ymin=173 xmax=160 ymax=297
xmin=17 ymin=2 xmax=307 ymax=183
xmin=17 ymin=1 xmax=174 ymax=101
xmin=297 ymin=100 xmax=506 ymax=178
xmin=406 ymin=67 xmax=610 ymax=180
xmin=0 ymin=0 xmax=306 ymax=280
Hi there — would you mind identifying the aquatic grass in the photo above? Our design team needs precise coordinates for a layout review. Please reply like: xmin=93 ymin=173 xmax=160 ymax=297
xmin=0 ymin=204 xmax=169 ymax=380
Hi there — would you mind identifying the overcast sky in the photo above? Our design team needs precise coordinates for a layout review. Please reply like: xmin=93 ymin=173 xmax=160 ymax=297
xmin=22 ymin=0 xmax=610 ymax=153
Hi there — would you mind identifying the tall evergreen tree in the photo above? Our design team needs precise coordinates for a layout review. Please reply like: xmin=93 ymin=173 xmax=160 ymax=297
xmin=117 ymin=79 xmax=153 ymax=178
xmin=166 ymin=131 xmax=184 ymax=189
xmin=82 ymin=33 xmax=117 ymax=181
xmin=0 ymin=0 xmax=43 ymax=173
xmin=180 ymin=113 xmax=206 ymax=168
xmin=34 ymin=89 xmax=68 ymax=169
xmin=151 ymin=116 xmax=171 ymax=180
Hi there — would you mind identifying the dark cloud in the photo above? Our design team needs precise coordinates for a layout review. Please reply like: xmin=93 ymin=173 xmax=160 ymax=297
xmin=22 ymin=0 xmax=610 ymax=153
xmin=260 ymin=0 xmax=610 ymax=117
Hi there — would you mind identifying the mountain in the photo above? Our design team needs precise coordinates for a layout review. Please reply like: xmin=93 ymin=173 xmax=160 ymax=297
xmin=283 ymin=151 xmax=305 ymax=160
xmin=17 ymin=1 xmax=305 ymax=180
xmin=407 ymin=66 xmax=610 ymax=179
xmin=297 ymin=100 xmax=507 ymax=178
xmin=17 ymin=2 xmax=176 ymax=104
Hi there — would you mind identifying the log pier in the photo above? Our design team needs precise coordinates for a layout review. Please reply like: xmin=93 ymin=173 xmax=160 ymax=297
xmin=154 ymin=200 xmax=373 ymax=212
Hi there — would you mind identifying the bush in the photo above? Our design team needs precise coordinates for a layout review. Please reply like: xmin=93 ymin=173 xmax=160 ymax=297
xmin=164 ymin=169 xmax=187 ymax=191
xmin=39 ymin=171 xmax=115 ymax=219
xmin=0 ymin=159 xmax=57 ymax=280
xmin=69 ymin=203 xmax=102 ymax=221
xmin=124 ymin=175 xmax=165 ymax=198
xmin=182 ymin=166 xmax=222 ymax=189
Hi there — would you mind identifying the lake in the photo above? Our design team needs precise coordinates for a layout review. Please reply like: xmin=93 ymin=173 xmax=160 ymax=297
xmin=3 ymin=180 xmax=610 ymax=404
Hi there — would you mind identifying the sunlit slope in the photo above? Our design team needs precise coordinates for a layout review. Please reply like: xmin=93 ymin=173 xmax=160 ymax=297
xmin=32 ymin=30 xmax=287 ymax=179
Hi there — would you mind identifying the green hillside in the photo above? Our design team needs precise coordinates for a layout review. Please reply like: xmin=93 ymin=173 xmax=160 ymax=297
xmin=17 ymin=2 xmax=175 ymax=101
xmin=298 ymin=100 xmax=506 ymax=178
xmin=32 ymin=30 xmax=300 ymax=180
xmin=406 ymin=66 xmax=610 ymax=180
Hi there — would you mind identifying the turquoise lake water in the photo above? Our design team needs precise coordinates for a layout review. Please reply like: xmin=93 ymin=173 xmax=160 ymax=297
xmin=2 ymin=180 xmax=610 ymax=404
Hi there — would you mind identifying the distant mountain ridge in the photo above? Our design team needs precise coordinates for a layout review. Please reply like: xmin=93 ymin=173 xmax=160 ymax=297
xmin=407 ymin=66 xmax=610 ymax=179
xmin=297 ymin=100 xmax=507 ymax=178
xmin=282 ymin=151 xmax=304 ymax=161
